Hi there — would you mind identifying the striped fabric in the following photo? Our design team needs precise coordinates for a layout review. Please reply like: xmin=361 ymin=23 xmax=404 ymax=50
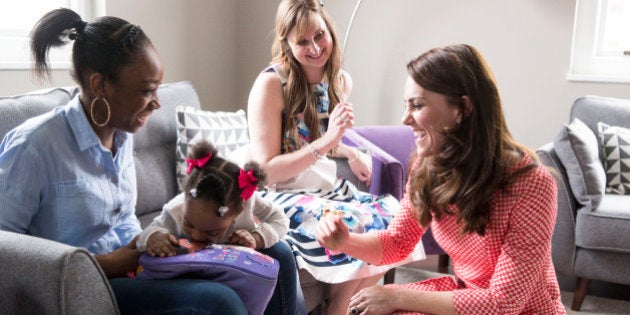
xmin=261 ymin=179 xmax=425 ymax=284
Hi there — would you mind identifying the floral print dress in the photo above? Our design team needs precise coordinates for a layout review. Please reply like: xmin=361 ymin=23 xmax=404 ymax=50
xmin=259 ymin=65 xmax=425 ymax=283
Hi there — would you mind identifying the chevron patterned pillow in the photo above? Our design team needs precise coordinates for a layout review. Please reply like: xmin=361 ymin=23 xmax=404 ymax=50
xmin=597 ymin=122 xmax=630 ymax=195
xmin=175 ymin=106 xmax=250 ymax=190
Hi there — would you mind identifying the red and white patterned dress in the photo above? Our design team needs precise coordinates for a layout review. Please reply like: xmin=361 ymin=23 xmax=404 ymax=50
xmin=377 ymin=154 xmax=566 ymax=314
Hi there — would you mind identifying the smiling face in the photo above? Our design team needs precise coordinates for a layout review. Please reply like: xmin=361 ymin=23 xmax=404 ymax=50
xmin=286 ymin=13 xmax=333 ymax=78
xmin=103 ymin=44 xmax=163 ymax=133
xmin=183 ymin=197 xmax=237 ymax=244
xmin=402 ymin=76 xmax=462 ymax=159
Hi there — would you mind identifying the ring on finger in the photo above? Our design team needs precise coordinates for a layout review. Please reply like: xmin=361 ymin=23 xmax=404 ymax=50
xmin=351 ymin=306 xmax=360 ymax=314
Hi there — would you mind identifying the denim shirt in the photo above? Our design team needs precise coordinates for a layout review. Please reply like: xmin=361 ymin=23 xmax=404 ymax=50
xmin=0 ymin=95 xmax=141 ymax=255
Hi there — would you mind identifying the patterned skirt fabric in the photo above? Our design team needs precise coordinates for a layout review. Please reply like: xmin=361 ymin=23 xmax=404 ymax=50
xmin=260 ymin=179 xmax=425 ymax=284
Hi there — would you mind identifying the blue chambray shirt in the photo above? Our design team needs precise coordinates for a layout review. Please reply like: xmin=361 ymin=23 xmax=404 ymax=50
xmin=0 ymin=95 xmax=141 ymax=255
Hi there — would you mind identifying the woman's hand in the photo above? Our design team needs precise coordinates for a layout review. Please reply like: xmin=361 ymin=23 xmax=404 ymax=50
xmin=348 ymin=286 xmax=398 ymax=315
xmin=95 ymin=235 xmax=142 ymax=278
xmin=228 ymin=229 xmax=257 ymax=248
xmin=322 ymin=102 xmax=354 ymax=150
xmin=348 ymin=149 xmax=372 ymax=187
xmin=315 ymin=212 xmax=349 ymax=252
xmin=146 ymin=232 xmax=179 ymax=257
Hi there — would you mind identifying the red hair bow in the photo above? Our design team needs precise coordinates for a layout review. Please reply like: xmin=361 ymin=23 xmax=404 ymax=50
xmin=185 ymin=153 xmax=212 ymax=174
xmin=238 ymin=169 xmax=258 ymax=201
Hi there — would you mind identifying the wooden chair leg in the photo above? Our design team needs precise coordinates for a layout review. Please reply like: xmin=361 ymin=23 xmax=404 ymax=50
xmin=437 ymin=254 xmax=450 ymax=274
xmin=383 ymin=268 xmax=396 ymax=284
xmin=571 ymin=277 xmax=590 ymax=311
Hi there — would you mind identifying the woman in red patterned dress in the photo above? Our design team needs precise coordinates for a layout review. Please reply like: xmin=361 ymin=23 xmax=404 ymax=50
xmin=316 ymin=44 xmax=565 ymax=315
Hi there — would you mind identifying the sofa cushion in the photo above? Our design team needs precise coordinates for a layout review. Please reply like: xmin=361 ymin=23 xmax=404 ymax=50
xmin=575 ymin=194 xmax=630 ymax=253
xmin=134 ymin=82 xmax=201 ymax=223
xmin=553 ymin=118 xmax=607 ymax=209
xmin=175 ymin=106 xmax=250 ymax=189
xmin=597 ymin=122 xmax=630 ymax=195
xmin=0 ymin=87 xmax=77 ymax=141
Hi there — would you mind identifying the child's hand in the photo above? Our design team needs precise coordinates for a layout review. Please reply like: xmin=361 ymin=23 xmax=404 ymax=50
xmin=146 ymin=232 xmax=179 ymax=257
xmin=228 ymin=229 xmax=257 ymax=248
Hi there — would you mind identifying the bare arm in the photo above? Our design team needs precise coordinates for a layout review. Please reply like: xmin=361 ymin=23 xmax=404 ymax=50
xmin=247 ymin=71 xmax=353 ymax=185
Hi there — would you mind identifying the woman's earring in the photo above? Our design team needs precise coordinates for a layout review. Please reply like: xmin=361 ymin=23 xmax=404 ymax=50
xmin=90 ymin=97 xmax=111 ymax=127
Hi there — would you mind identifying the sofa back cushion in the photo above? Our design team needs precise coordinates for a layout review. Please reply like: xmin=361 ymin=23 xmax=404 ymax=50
xmin=134 ymin=81 xmax=201 ymax=220
xmin=571 ymin=95 xmax=630 ymax=150
xmin=570 ymin=95 xmax=630 ymax=198
xmin=0 ymin=87 xmax=77 ymax=140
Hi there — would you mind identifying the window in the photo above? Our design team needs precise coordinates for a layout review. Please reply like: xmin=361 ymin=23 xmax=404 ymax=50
xmin=568 ymin=0 xmax=630 ymax=83
xmin=0 ymin=0 xmax=104 ymax=69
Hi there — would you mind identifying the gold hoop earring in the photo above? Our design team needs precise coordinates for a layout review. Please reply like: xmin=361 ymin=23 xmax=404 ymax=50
xmin=90 ymin=97 xmax=111 ymax=127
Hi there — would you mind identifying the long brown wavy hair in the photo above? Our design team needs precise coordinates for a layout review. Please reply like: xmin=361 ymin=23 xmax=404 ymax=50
xmin=408 ymin=44 xmax=536 ymax=235
xmin=271 ymin=0 xmax=344 ymax=152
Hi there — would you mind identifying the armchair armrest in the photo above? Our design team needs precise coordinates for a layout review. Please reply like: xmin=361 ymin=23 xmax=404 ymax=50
xmin=346 ymin=126 xmax=448 ymax=260
xmin=0 ymin=231 xmax=118 ymax=314
xmin=536 ymin=142 xmax=578 ymax=275
xmin=342 ymin=128 xmax=405 ymax=199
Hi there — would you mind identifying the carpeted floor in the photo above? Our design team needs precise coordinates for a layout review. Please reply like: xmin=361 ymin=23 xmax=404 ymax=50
xmin=389 ymin=257 xmax=630 ymax=315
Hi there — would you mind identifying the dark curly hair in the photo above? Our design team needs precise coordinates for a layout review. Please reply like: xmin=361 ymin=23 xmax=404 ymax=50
xmin=183 ymin=140 xmax=267 ymax=216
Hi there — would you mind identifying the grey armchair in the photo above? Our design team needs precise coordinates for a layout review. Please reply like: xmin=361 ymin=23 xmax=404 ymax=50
xmin=0 ymin=230 xmax=118 ymax=314
xmin=536 ymin=95 xmax=630 ymax=311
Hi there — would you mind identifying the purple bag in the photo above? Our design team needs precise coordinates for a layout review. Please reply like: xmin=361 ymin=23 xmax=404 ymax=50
xmin=136 ymin=241 xmax=279 ymax=315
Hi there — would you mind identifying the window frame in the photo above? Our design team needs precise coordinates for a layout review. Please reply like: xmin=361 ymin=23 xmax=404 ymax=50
xmin=0 ymin=0 xmax=105 ymax=70
xmin=567 ymin=0 xmax=630 ymax=83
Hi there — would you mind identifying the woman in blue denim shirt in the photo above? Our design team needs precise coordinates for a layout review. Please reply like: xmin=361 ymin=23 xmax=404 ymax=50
xmin=0 ymin=8 xmax=246 ymax=314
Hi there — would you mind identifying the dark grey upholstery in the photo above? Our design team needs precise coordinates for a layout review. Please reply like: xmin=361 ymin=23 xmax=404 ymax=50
xmin=0 ymin=81 xmax=200 ymax=314
xmin=133 ymin=82 xmax=201 ymax=226
xmin=536 ymin=95 xmax=630 ymax=310
xmin=0 ymin=230 xmax=118 ymax=315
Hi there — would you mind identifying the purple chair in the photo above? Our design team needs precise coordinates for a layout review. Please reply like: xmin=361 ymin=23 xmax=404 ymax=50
xmin=343 ymin=126 xmax=450 ymax=281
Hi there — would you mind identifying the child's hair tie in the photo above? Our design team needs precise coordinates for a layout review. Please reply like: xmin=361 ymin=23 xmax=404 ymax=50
xmin=185 ymin=152 xmax=213 ymax=174
xmin=238 ymin=168 xmax=258 ymax=201
xmin=217 ymin=206 xmax=229 ymax=216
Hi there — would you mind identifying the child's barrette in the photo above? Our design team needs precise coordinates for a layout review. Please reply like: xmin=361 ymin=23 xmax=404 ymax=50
xmin=218 ymin=206 xmax=229 ymax=217
xmin=237 ymin=168 xmax=258 ymax=201
xmin=189 ymin=188 xmax=198 ymax=198
xmin=185 ymin=152 xmax=213 ymax=174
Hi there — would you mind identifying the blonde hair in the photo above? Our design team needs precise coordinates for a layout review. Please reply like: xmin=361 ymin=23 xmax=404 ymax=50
xmin=271 ymin=0 xmax=344 ymax=152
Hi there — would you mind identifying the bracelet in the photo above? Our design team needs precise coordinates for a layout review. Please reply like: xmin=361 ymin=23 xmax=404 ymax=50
xmin=306 ymin=142 xmax=323 ymax=160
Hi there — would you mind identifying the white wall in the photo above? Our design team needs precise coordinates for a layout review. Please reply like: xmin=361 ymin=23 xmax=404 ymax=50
xmin=2 ymin=0 xmax=630 ymax=150
xmin=0 ymin=0 xmax=238 ymax=112
xmin=108 ymin=0 xmax=238 ymax=111
xmin=322 ymin=0 xmax=630 ymax=149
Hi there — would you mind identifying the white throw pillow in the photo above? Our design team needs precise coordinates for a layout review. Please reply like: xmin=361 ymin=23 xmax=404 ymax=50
xmin=597 ymin=122 xmax=630 ymax=195
xmin=175 ymin=106 xmax=250 ymax=189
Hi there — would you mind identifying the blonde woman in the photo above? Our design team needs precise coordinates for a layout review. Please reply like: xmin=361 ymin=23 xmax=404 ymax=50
xmin=245 ymin=1 xmax=420 ymax=314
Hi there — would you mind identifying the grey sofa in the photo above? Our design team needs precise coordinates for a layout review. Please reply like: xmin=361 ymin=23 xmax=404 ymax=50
xmin=536 ymin=95 xmax=630 ymax=311
xmin=0 ymin=81 xmax=200 ymax=314
xmin=1 ymin=81 xmax=424 ymax=314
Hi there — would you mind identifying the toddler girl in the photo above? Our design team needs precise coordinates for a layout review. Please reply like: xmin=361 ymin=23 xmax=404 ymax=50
xmin=137 ymin=140 xmax=303 ymax=315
